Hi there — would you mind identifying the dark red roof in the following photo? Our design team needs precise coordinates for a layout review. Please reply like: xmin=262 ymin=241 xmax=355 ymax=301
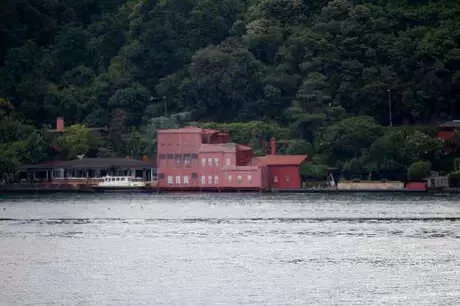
xmin=251 ymin=155 xmax=307 ymax=166
xmin=236 ymin=144 xmax=252 ymax=151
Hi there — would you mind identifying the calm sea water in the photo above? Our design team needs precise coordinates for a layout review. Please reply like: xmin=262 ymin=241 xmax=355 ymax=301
xmin=0 ymin=193 xmax=459 ymax=306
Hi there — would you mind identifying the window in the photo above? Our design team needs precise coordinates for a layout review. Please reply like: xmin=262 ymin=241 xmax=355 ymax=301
xmin=208 ymin=158 xmax=213 ymax=167
xmin=237 ymin=175 xmax=242 ymax=184
xmin=167 ymin=176 xmax=173 ymax=184
xmin=228 ymin=175 xmax=232 ymax=182
xmin=201 ymin=158 xmax=206 ymax=167
xmin=175 ymin=176 xmax=181 ymax=184
xmin=208 ymin=176 xmax=213 ymax=184
xmin=192 ymin=173 xmax=198 ymax=179
xmin=201 ymin=176 xmax=206 ymax=184
xmin=284 ymin=176 xmax=290 ymax=183
xmin=214 ymin=158 xmax=219 ymax=166
xmin=183 ymin=176 xmax=189 ymax=184
xmin=214 ymin=176 xmax=219 ymax=184
xmin=273 ymin=176 xmax=278 ymax=183
xmin=159 ymin=154 xmax=166 ymax=159
xmin=248 ymin=175 xmax=252 ymax=183
xmin=226 ymin=158 xmax=231 ymax=166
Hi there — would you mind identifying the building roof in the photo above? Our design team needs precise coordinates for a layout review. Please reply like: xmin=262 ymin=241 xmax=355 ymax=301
xmin=440 ymin=120 xmax=460 ymax=128
xmin=158 ymin=126 xmax=220 ymax=135
xmin=20 ymin=158 xmax=156 ymax=170
xmin=202 ymin=128 xmax=219 ymax=135
xmin=46 ymin=127 xmax=108 ymax=133
xmin=236 ymin=144 xmax=252 ymax=151
xmin=199 ymin=143 xmax=238 ymax=153
xmin=251 ymin=155 xmax=308 ymax=166
xmin=199 ymin=143 xmax=254 ymax=153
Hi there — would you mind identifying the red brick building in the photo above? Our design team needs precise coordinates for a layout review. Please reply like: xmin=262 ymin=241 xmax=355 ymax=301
xmin=156 ymin=127 xmax=307 ymax=191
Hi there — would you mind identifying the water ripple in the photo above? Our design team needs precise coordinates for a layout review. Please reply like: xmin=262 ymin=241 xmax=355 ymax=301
xmin=1 ymin=217 xmax=459 ymax=225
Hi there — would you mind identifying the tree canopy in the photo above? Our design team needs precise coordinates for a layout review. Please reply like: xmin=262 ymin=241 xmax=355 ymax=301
xmin=1 ymin=0 xmax=460 ymax=181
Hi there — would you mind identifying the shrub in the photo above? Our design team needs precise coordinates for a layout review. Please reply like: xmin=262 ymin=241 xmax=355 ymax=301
xmin=300 ymin=163 xmax=328 ymax=181
xmin=455 ymin=158 xmax=460 ymax=171
xmin=407 ymin=161 xmax=431 ymax=181
xmin=448 ymin=171 xmax=460 ymax=187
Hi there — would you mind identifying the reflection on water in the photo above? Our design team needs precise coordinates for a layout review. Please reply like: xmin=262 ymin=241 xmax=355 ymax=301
xmin=0 ymin=193 xmax=459 ymax=305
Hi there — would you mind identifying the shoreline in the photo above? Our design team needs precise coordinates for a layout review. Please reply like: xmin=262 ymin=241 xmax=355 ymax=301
xmin=1 ymin=184 xmax=459 ymax=195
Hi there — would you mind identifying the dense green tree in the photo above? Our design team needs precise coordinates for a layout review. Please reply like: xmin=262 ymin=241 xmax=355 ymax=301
xmin=56 ymin=124 xmax=100 ymax=159
xmin=0 ymin=115 xmax=47 ymax=181
xmin=316 ymin=116 xmax=384 ymax=166
xmin=1 ymin=0 xmax=460 ymax=178
xmin=407 ymin=161 xmax=432 ymax=181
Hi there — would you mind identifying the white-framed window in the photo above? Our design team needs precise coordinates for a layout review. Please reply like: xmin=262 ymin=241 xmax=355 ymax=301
xmin=237 ymin=175 xmax=242 ymax=183
xmin=167 ymin=176 xmax=173 ymax=184
xmin=183 ymin=176 xmax=189 ymax=184
xmin=273 ymin=175 xmax=278 ymax=183
xmin=214 ymin=157 xmax=220 ymax=166
xmin=208 ymin=158 xmax=213 ymax=167
xmin=248 ymin=175 xmax=252 ymax=183
xmin=208 ymin=176 xmax=213 ymax=184
xmin=214 ymin=176 xmax=219 ymax=185
xmin=226 ymin=157 xmax=231 ymax=166
xmin=228 ymin=175 xmax=232 ymax=182
xmin=201 ymin=176 xmax=206 ymax=184
xmin=175 ymin=176 xmax=181 ymax=184
xmin=201 ymin=158 xmax=206 ymax=167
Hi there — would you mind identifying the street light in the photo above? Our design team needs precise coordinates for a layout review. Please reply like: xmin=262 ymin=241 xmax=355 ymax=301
xmin=387 ymin=88 xmax=392 ymax=127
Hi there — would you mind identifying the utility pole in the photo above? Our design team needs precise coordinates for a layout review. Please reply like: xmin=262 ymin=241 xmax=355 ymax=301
xmin=387 ymin=88 xmax=393 ymax=127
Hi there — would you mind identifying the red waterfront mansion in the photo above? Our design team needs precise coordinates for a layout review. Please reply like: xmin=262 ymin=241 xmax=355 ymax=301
xmin=156 ymin=127 xmax=307 ymax=191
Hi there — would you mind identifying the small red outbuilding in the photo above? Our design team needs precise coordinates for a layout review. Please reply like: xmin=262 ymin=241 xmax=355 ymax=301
xmin=252 ymin=155 xmax=308 ymax=190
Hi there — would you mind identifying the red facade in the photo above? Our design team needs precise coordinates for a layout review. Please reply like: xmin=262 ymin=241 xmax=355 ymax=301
xmin=405 ymin=182 xmax=427 ymax=191
xmin=437 ymin=130 xmax=455 ymax=141
xmin=156 ymin=127 xmax=307 ymax=191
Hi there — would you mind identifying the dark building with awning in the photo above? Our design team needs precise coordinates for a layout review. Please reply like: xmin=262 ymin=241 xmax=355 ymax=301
xmin=19 ymin=158 xmax=157 ymax=182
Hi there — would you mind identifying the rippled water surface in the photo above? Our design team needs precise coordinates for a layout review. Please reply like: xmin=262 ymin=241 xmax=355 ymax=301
xmin=0 ymin=193 xmax=459 ymax=305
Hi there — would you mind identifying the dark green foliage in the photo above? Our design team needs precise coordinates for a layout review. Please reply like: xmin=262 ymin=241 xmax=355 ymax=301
xmin=407 ymin=161 xmax=432 ymax=181
xmin=56 ymin=124 xmax=101 ymax=159
xmin=1 ymin=0 xmax=460 ymax=181
xmin=455 ymin=158 xmax=460 ymax=171
xmin=300 ymin=163 xmax=329 ymax=181
xmin=0 ymin=115 xmax=47 ymax=181
xmin=448 ymin=171 xmax=460 ymax=187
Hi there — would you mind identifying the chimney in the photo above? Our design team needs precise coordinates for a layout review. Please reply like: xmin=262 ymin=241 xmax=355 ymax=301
xmin=270 ymin=137 xmax=276 ymax=155
xmin=56 ymin=117 xmax=64 ymax=132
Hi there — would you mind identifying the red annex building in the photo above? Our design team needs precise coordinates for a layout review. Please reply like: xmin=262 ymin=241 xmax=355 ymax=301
xmin=156 ymin=127 xmax=307 ymax=191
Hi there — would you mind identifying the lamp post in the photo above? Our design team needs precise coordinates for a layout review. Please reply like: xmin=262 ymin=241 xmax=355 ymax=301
xmin=387 ymin=88 xmax=393 ymax=127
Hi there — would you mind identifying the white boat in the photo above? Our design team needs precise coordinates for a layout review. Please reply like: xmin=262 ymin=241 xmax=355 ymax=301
xmin=94 ymin=176 xmax=147 ymax=190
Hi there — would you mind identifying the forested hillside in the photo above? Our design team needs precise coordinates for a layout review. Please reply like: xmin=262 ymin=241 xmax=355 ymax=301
xmin=1 ymin=0 xmax=460 ymax=181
